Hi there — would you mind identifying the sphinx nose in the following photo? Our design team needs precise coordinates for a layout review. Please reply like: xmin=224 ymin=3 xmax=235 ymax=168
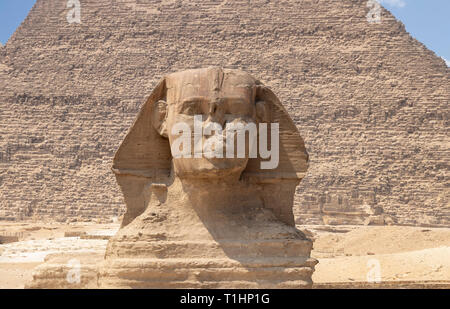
xmin=206 ymin=100 xmax=225 ymax=127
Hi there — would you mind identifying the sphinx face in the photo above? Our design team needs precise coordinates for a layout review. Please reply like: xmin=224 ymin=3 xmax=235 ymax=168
xmin=163 ymin=67 xmax=259 ymax=180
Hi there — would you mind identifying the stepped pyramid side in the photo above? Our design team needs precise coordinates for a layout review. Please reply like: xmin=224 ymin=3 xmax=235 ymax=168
xmin=0 ymin=0 xmax=448 ymax=225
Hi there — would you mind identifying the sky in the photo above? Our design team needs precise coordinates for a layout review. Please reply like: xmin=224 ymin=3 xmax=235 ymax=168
xmin=0 ymin=0 xmax=449 ymax=65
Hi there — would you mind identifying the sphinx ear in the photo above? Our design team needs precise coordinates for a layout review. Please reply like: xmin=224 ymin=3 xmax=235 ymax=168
xmin=255 ymin=86 xmax=271 ymax=123
xmin=152 ymin=100 xmax=168 ymax=138
xmin=256 ymin=101 xmax=270 ymax=123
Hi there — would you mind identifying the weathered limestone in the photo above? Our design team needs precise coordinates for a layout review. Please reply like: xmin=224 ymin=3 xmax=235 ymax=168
xmin=97 ymin=67 xmax=317 ymax=288
xmin=27 ymin=252 xmax=103 ymax=289
xmin=0 ymin=235 xmax=19 ymax=244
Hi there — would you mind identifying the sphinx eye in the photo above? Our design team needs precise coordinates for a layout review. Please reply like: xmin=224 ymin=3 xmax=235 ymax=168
xmin=179 ymin=100 xmax=202 ymax=115
xmin=226 ymin=100 xmax=251 ymax=116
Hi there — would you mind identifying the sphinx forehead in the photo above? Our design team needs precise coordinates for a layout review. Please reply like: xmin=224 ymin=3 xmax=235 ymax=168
xmin=166 ymin=67 xmax=257 ymax=103
xmin=166 ymin=67 xmax=256 ymax=88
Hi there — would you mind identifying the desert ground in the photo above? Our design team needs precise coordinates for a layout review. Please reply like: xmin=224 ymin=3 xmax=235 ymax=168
xmin=0 ymin=221 xmax=448 ymax=289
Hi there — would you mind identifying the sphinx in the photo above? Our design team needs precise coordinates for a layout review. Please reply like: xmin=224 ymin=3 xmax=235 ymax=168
xmin=98 ymin=67 xmax=317 ymax=288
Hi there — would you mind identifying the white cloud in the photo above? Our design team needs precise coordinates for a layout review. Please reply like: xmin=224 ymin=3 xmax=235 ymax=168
xmin=444 ymin=58 xmax=450 ymax=67
xmin=379 ymin=0 xmax=406 ymax=8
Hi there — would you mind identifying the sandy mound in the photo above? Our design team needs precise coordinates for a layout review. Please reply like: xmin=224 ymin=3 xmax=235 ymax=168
xmin=310 ymin=225 xmax=450 ymax=257
xmin=313 ymin=247 xmax=450 ymax=283
xmin=0 ymin=263 xmax=40 ymax=289
xmin=308 ymin=225 xmax=450 ymax=284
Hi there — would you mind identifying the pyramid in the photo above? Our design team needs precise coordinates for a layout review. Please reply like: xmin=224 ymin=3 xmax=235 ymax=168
xmin=0 ymin=0 xmax=448 ymax=226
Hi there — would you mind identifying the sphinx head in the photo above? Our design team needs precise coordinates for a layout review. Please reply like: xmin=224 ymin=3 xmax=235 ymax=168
xmin=113 ymin=66 xmax=308 ymax=182
xmin=152 ymin=67 xmax=268 ymax=180
xmin=112 ymin=67 xmax=309 ymax=226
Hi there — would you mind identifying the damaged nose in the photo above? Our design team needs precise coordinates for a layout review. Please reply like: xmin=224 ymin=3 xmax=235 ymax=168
xmin=206 ymin=99 xmax=225 ymax=127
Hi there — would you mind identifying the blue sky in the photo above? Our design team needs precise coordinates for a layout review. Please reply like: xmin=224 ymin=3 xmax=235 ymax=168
xmin=0 ymin=0 xmax=449 ymax=65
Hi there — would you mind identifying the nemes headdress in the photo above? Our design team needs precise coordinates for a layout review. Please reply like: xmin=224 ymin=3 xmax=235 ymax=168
xmin=112 ymin=67 xmax=308 ymax=226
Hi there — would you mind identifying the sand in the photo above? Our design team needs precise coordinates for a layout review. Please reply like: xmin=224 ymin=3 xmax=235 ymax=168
xmin=0 ymin=263 xmax=40 ymax=289
xmin=306 ymin=225 xmax=450 ymax=283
